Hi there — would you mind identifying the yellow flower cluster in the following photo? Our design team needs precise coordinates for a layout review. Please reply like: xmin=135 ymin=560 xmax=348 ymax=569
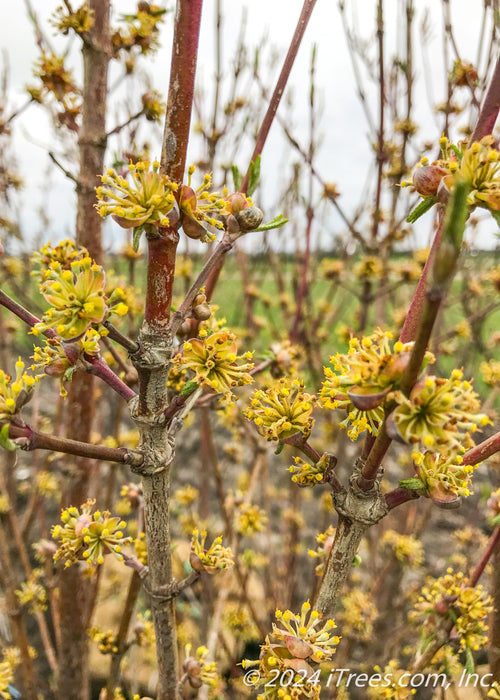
xmin=179 ymin=168 xmax=261 ymax=241
xmin=190 ymin=529 xmax=234 ymax=574
xmin=319 ymin=258 xmax=344 ymax=280
xmin=52 ymin=500 xmax=130 ymax=567
xmin=411 ymin=451 xmax=477 ymax=505
xmin=183 ymin=643 xmax=220 ymax=694
xmin=339 ymin=589 xmax=378 ymax=642
xmin=51 ymin=3 xmax=94 ymax=34
xmin=88 ymin=626 xmax=118 ymax=655
xmin=31 ymin=239 xmax=87 ymax=282
xmin=234 ymin=503 xmax=268 ymax=536
xmin=411 ymin=569 xmax=493 ymax=653
xmin=96 ymin=160 xmax=178 ymax=230
xmin=34 ymin=257 xmax=127 ymax=341
xmin=0 ymin=358 xmax=37 ymax=421
xmin=353 ymin=256 xmax=384 ymax=279
xmin=32 ymin=51 xmax=77 ymax=100
xmin=481 ymin=359 xmax=500 ymax=387
xmin=368 ymin=660 xmax=416 ymax=698
xmin=245 ymin=377 xmax=316 ymax=441
xmin=320 ymin=330 xmax=424 ymax=440
xmin=111 ymin=4 xmax=166 ymax=57
xmin=222 ymin=602 xmax=258 ymax=642
xmin=174 ymin=331 xmax=254 ymax=401
xmin=381 ymin=530 xmax=424 ymax=568
xmin=288 ymin=454 xmax=329 ymax=487
xmin=31 ymin=330 xmax=102 ymax=397
xmin=15 ymin=570 xmax=47 ymax=613
xmin=0 ymin=648 xmax=20 ymax=700
xmin=390 ymin=370 xmax=489 ymax=453
xmin=404 ymin=135 xmax=500 ymax=216
xmin=308 ymin=525 xmax=336 ymax=576
xmin=242 ymin=602 xmax=340 ymax=700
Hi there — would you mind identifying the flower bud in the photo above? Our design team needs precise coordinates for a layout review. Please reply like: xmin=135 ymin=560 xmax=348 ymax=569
xmin=192 ymin=303 xmax=211 ymax=321
xmin=183 ymin=656 xmax=201 ymax=676
xmin=284 ymin=635 xmax=313 ymax=659
xmin=226 ymin=214 xmax=241 ymax=233
xmin=184 ymin=217 xmax=208 ymax=239
xmin=413 ymin=165 xmax=448 ymax=197
xmin=229 ymin=192 xmax=248 ymax=214
xmin=235 ymin=206 xmax=263 ymax=232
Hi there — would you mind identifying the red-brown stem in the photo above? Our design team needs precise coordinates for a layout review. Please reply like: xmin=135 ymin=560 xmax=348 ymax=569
xmin=86 ymin=356 xmax=136 ymax=401
xmin=205 ymin=0 xmax=317 ymax=300
xmin=281 ymin=433 xmax=322 ymax=463
xmin=144 ymin=232 xmax=180 ymax=329
xmin=240 ymin=0 xmax=317 ymax=193
xmin=462 ymin=430 xmax=500 ymax=467
xmin=0 ymin=289 xmax=56 ymax=338
xmin=168 ymin=234 xmax=234 ymax=336
xmin=470 ymin=53 xmax=500 ymax=143
xmin=75 ymin=0 xmax=110 ymax=264
xmin=385 ymin=486 xmax=420 ymax=510
xmin=135 ymin=4 xmax=205 ymax=699
xmin=399 ymin=211 xmax=445 ymax=343
xmin=5 ymin=423 xmax=143 ymax=467
xmin=371 ymin=0 xmax=385 ymax=240
xmin=469 ymin=525 xmax=500 ymax=587
xmin=161 ymin=0 xmax=203 ymax=181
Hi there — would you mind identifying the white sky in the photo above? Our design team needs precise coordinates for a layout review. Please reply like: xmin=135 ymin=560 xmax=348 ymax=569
xmin=1 ymin=0 xmax=498 ymax=252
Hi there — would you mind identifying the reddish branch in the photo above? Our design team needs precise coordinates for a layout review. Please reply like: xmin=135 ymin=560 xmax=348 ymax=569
xmin=241 ymin=0 xmax=317 ymax=192
xmin=470 ymin=53 xmax=500 ymax=143
xmin=161 ymin=0 xmax=203 ymax=181
xmin=5 ymin=422 xmax=143 ymax=467
xmin=205 ymin=0 xmax=317 ymax=301
xmin=0 ymin=289 xmax=136 ymax=402
xmin=462 ymin=430 xmax=500 ymax=467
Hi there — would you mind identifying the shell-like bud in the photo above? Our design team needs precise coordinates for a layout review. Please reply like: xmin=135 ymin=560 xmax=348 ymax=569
xmin=192 ymin=303 xmax=212 ymax=321
xmin=229 ymin=192 xmax=249 ymax=214
xmin=226 ymin=214 xmax=241 ymax=234
xmin=234 ymin=206 xmax=263 ymax=232
xmin=182 ymin=217 xmax=207 ymax=240
xmin=413 ymin=165 xmax=448 ymax=197
xmin=385 ymin=411 xmax=408 ymax=444
xmin=284 ymin=635 xmax=313 ymax=659
xmin=347 ymin=386 xmax=391 ymax=411
xmin=183 ymin=657 xmax=201 ymax=677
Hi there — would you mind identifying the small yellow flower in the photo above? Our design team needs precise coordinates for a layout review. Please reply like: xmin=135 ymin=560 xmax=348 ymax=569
xmin=35 ymin=257 xmax=108 ymax=340
xmin=320 ymin=329 xmax=431 ymax=440
xmin=52 ymin=500 xmax=131 ymax=567
xmin=390 ymin=371 xmax=489 ymax=453
xmin=174 ymin=331 xmax=254 ymax=401
xmin=96 ymin=160 xmax=178 ymax=231
xmin=0 ymin=358 xmax=38 ymax=421
xmin=190 ymin=530 xmax=234 ymax=574
xmin=245 ymin=377 xmax=316 ymax=441
xmin=411 ymin=570 xmax=493 ymax=653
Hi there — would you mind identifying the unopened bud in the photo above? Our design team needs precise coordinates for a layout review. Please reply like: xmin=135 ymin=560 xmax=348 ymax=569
xmin=235 ymin=206 xmax=263 ymax=232
xmin=192 ymin=303 xmax=211 ymax=321
xmin=229 ymin=192 xmax=248 ymax=214
xmin=413 ymin=165 xmax=448 ymax=196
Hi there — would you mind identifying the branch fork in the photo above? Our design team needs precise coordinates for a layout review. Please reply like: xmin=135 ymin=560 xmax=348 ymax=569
xmin=333 ymin=460 xmax=388 ymax=526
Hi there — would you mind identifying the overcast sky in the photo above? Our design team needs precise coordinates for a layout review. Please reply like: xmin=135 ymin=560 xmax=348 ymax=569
xmin=1 ymin=0 xmax=498 ymax=252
